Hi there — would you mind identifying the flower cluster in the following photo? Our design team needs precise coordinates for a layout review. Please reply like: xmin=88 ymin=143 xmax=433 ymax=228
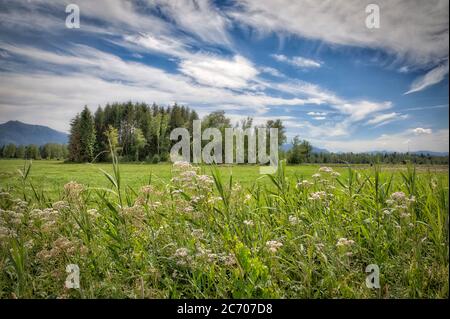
xmin=36 ymin=236 xmax=87 ymax=261
xmin=296 ymin=180 xmax=313 ymax=189
xmin=64 ymin=181 xmax=84 ymax=200
xmin=386 ymin=191 xmax=415 ymax=214
xmin=266 ymin=240 xmax=283 ymax=253
xmin=308 ymin=191 xmax=329 ymax=201
xmin=336 ymin=237 xmax=355 ymax=247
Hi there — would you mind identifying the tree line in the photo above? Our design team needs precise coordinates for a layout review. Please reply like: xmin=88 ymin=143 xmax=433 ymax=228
xmin=0 ymin=143 xmax=68 ymax=160
xmin=67 ymin=102 xmax=287 ymax=163
xmin=286 ymin=137 xmax=448 ymax=165
xmin=2 ymin=101 xmax=446 ymax=165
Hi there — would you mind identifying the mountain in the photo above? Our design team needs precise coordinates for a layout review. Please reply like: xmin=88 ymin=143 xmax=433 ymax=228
xmin=366 ymin=150 xmax=448 ymax=157
xmin=411 ymin=151 xmax=449 ymax=157
xmin=0 ymin=121 xmax=68 ymax=146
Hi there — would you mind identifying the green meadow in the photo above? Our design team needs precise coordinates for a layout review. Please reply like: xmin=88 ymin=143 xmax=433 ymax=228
xmin=0 ymin=159 xmax=448 ymax=298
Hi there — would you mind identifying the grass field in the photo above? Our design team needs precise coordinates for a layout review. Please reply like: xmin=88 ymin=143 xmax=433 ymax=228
xmin=0 ymin=160 xmax=447 ymax=198
xmin=0 ymin=158 xmax=448 ymax=298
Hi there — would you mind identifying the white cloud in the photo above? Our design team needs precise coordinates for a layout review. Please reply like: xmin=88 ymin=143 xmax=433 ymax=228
xmin=337 ymin=101 xmax=393 ymax=122
xmin=148 ymin=0 xmax=231 ymax=46
xmin=272 ymin=54 xmax=321 ymax=68
xmin=260 ymin=66 xmax=285 ymax=77
xmin=366 ymin=112 xmax=408 ymax=126
xmin=229 ymin=0 xmax=449 ymax=68
xmin=405 ymin=60 xmax=449 ymax=94
xmin=317 ymin=129 xmax=449 ymax=153
xmin=412 ymin=128 xmax=432 ymax=135
xmin=178 ymin=54 xmax=259 ymax=89
xmin=123 ymin=34 xmax=191 ymax=58
xmin=0 ymin=44 xmax=310 ymax=131
xmin=307 ymin=111 xmax=327 ymax=116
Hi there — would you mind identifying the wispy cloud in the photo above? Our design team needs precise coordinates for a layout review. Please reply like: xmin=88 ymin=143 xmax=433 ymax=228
xmin=316 ymin=129 xmax=449 ymax=153
xmin=272 ymin=54 xmax=322 ymax=69
xmin=404 ymin=60 xmax=449 ymax=94
xmin=148 ymin=0 xmax=231 ymax=46
xmin=229 ymin=0 xmax=449 ymax=68
xmin=366 ymin=112 xmax=408 ymax=127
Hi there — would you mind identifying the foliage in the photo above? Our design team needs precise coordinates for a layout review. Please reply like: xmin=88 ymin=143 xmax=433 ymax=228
xmin=0 ymin=157 xmax=448 ymax=298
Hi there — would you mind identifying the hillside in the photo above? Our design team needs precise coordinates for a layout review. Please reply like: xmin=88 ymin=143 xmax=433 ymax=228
xmin=0 ymin=120 xmax=68 ymax=146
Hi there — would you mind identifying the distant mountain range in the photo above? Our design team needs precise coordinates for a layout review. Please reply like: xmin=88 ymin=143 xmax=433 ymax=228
xmin=281 ymin=144 xmax=448 ymax=156
xmin=366 ymin=150 xmax=449 ymax=157
xmin=0 ymin=121 xmax=68 ymax=146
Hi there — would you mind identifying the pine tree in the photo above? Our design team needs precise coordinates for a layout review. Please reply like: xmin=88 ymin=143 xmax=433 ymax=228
xmin=79 ymin=106 xmax=96 ymax=162
xmin=68 ymin=114 xmax=82 ymax=162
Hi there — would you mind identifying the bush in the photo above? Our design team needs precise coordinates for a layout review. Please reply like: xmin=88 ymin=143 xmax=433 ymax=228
xmin=151 ymin=154 xmax=160 ymax=164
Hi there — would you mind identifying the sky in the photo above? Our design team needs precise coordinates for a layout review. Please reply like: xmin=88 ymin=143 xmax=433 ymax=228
xmin=0 ymin=0 xmax=448 ymax=153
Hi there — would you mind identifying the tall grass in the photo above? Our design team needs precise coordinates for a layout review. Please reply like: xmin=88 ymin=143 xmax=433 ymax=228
xmin=0 ymin=155 xmax=448 ymax=298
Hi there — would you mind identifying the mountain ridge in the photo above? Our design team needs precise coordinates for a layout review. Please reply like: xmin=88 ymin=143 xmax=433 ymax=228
xmin=0 ymin=120 xmax=68 ymax=146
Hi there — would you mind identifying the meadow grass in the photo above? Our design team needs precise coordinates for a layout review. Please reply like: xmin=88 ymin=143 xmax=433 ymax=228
xmin=0 ymin=158 xmax=448 ymax=298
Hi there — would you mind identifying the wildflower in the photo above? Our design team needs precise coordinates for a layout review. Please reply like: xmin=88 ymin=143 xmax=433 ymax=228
xmin=390 ymin=192 xmax=406 ymax=201
xmin=87 ymin=208 xmax=100 ymax=218
xmin=122 ymin=205 xmax=145 ymax=218
xmin=266 ymin=240 xmax=283 ymax=253
xmin=197 ymin=175 xmax=214 ymax=186
xmin=191 ymin=228 xmax=204 ymax=238
xmin=244 ymin=194 xmax=252 ymax=202
xmin=191 ymin=195 xmax=205 ymax=203
xmin=296 ymin=180 xmax=313 ymax=188
xmin=0 ymin=226 xmax=16 ymax=240
xmin=331 ymin=171 xmax=341 ymax=177
xmin=221 ymin=253 xmax=237 ymax=266
xmin=312 ymin=173 xmax=321 ymax=179
xmin=174 ymin=248 xmax=189 ymax=258
xmin=150 ymin=201 xmax=162 ymax=209
xmin=288 ymin=215 xmax=299 ymax=225
xmin=64 ymin=181 xmax=84 ymax=200
xmin=383 ymin=209 xmax=392 ymax=216
xmin=407 ymin=196 xmax=416 ymax=203
xmin=387 ymin=191 xmax=416 ymax=214
xmin=243 ymin=220 xmax=254 ymax=226
xmin=140 ymin=185 xmax=154 ymax=195
xmin=316 ymin=243 xmax=325 ymax=250
xmin=180 ymin=170 xmax=197 ymax=179
xmin=319 ymin=167 xmax=333 ymax=173
xmin=173 ymin=161 xmax=193 ymax=171
xmin=207 ymin=196 xmax=222 ymax=204
xmin=174 ymin=247 xmax=191 ymax=265
xmin=52 ymin=201 xmax=69 ymax=210
xmin=336 ymin=238 xmax=355 ymax=247
xmin=183 ymin=206 xmax=194 ymax=213
xmin=308 ymin=191 xmax=327 ymax=201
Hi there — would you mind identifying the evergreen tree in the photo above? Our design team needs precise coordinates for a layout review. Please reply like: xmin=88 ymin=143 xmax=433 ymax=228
xmin=2 ymin=143 xmax=16 ymax=158
xmin=79 ymin=106 xmax=96 ymax=162
xmin=68 ymin=114 xmax=82 ymax=162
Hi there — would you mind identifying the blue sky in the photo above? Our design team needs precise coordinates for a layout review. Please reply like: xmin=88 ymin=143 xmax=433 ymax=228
xmin=0 ymin=0 xmax=448 ymax=152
